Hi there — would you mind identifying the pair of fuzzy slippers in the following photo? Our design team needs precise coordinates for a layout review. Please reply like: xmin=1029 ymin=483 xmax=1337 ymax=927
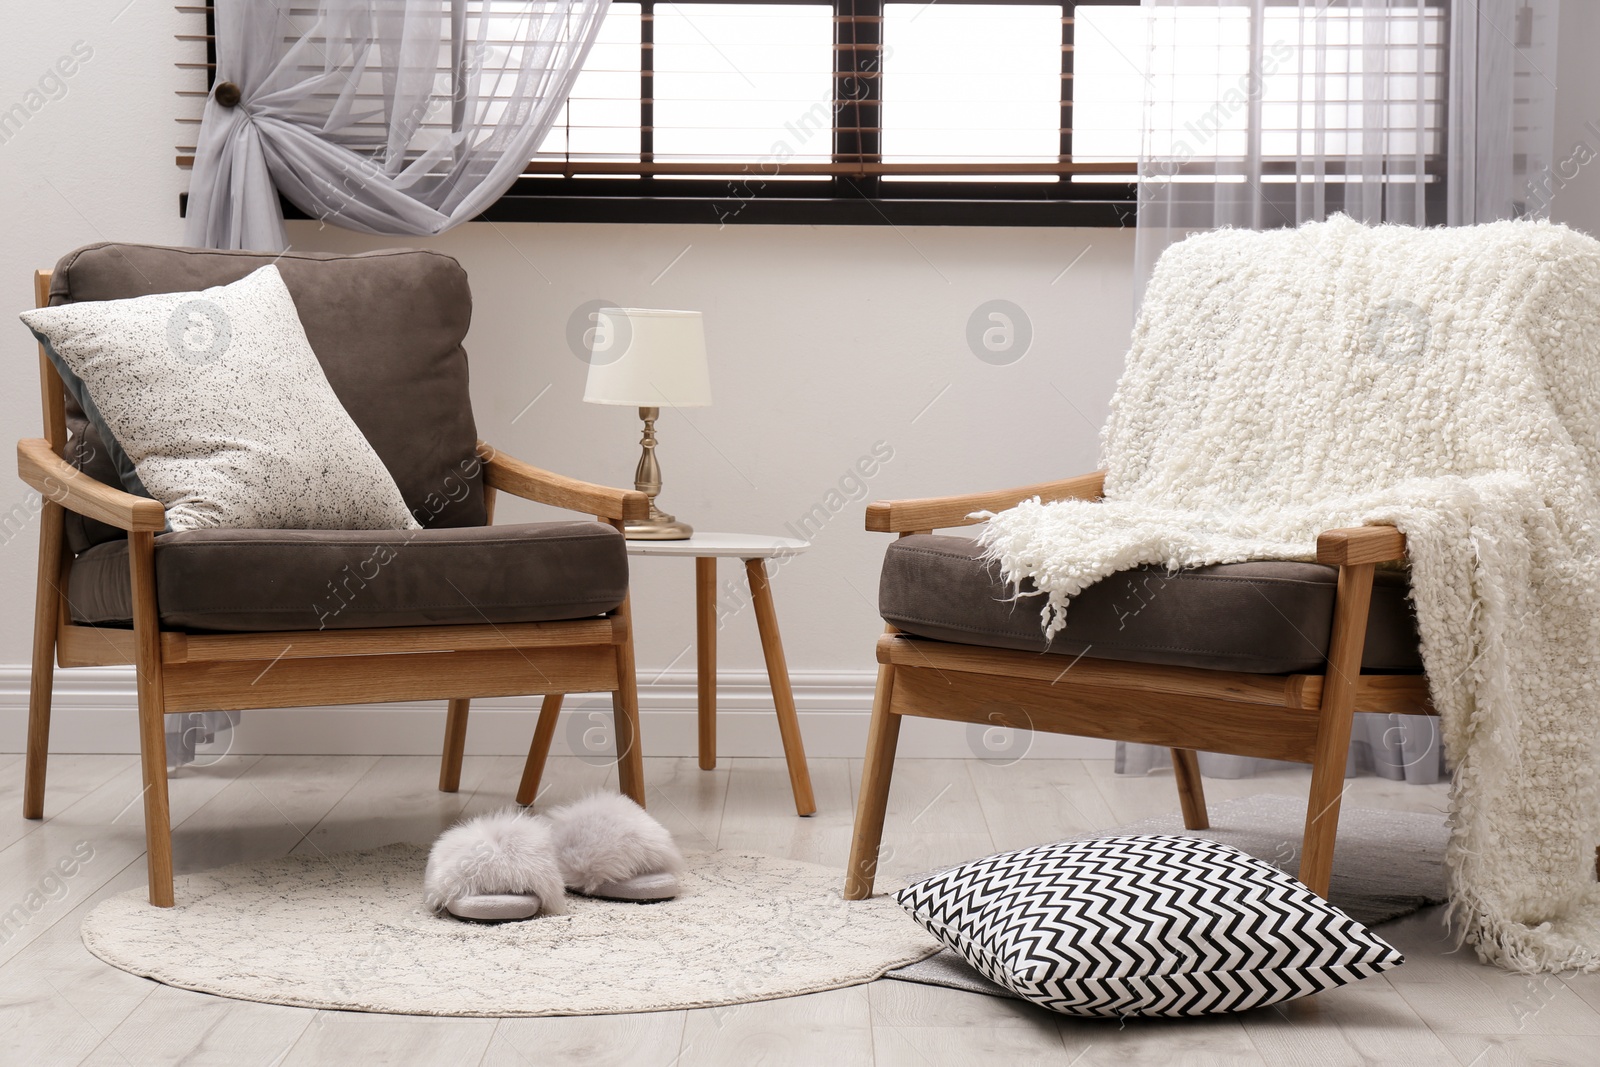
xmin=423 ymin=794 xmax=685 ymax=922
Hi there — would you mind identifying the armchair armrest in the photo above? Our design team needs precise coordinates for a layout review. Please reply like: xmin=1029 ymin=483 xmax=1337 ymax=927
xmin=865 ymin=470 xmax=1106 ymax=533
xmin=16 ymin=437 xmax=166 ymax=532
xmin=479 ymin=442 xmax=649 ymax=522
xmin=1316 ymin=524 xmax=1407 ymax=566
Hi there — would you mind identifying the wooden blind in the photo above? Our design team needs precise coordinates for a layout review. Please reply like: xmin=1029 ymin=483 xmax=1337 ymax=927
xmin=173 ymin=4 xmax=213 ymax=163
xmin=174 ymin=0 xmax=1139 ymax=179
xmin=175 ymin=1 xmax=1447 ymax=184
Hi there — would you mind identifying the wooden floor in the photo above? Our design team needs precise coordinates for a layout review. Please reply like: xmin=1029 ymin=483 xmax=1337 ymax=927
xmin=1 ymin=752 xmax=1595 ymax=1066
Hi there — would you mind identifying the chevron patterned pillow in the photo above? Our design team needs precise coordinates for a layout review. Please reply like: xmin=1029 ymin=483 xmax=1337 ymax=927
xmin=895 ymin=834 xmax=1403 ymax=1017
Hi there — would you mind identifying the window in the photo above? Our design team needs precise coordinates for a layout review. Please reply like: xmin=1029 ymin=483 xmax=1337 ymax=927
xmin=176 ymin=1 xmax=1448 ymax=227
xmin=881 ymin=5 xmax=1066 ymax=178
xmin=503 ymin=0 xmax=1143 ymax=224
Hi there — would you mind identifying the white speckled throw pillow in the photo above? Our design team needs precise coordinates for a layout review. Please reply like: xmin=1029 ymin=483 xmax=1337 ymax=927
xmin=21 ymin=265 xmax=421 ymax=533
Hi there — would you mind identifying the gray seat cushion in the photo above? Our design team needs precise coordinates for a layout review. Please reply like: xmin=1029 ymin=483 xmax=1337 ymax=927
xmin=68 ymin=522 xmax=626 ymax=633
xmin=879 ymin=535 xmax=1422 ymax=675
xmin=45 ymin=243 xmax=484 ymax=553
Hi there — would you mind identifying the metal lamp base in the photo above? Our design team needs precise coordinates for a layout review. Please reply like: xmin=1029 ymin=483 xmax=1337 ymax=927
xmin=625 ymin=502 xmax=694 ymax=540
xmin=624 ymin=407 xmax=694 ymax=540
xmin=625 ymin=517 xmax=694 ymax=540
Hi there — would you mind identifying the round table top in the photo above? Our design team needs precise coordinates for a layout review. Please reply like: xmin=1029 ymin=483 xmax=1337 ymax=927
xmin=623 ymin=532 xmax=811 ymax=559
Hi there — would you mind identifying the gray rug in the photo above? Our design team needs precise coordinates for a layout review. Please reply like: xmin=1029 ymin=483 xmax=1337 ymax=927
xmin=885 ymin=793 xmax=1449 ymax=998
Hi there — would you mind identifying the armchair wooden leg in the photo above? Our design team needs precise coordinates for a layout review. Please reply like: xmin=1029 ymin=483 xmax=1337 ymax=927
xmin=1298 ymin=562 xmax=1376 ymax=898
xmin=129 ymin=531 xmax=175 ymax=908
xmin=1301 ymin=757 xmax=1349 ymax=900
xmin=845 ymin=655 xmax=902 ymax=900
xmin=439 ymin=698 xmax=471 ymax=793
xmin=611 ymin=595 xmax=646 ymax=807
xmin=517 ymin=693 xmax=564 ymax=807
xmin=1171 ymin=748 xmax=1209 ymax=830
xmin=24 ymin=501 xmax=64 ymax=820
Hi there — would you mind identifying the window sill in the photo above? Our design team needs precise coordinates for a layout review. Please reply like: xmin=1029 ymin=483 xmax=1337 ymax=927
xmin=469 ymin=196 xmax=1136 ymax=227
xmin=180 ymin=188 xmax=1139 ymax=229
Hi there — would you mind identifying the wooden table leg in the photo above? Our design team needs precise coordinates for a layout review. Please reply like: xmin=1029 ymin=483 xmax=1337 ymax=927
xmin=744 ymin=558 xmax=816 ymax=816
xmin=696 ymin=557 xmax=717 ymax=771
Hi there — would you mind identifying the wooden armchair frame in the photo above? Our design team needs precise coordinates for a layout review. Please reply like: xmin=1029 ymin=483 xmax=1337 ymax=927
xmin=20 ymin=269 xmax=650 ymax=907
xmin=845 ymin=471 xmax=1433 ymax=900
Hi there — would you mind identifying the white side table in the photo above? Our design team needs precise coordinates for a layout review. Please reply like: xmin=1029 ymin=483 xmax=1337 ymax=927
xmin=627 ymin=533 xmax=816 ymax=816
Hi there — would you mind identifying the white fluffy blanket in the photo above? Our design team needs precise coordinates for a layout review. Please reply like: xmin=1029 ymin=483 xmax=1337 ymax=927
xmin=979 ymin=217 xmax=1600 ymax=973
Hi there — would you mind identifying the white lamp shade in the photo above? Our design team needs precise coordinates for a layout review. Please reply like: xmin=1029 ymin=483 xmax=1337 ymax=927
xmin=583 ymin=308 xmax=712 ymax=408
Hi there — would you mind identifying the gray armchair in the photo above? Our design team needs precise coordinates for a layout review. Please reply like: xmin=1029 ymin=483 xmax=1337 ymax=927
xmin=844 ymin=474 xmax=1429 ymax=900
xmin=18 ymin=243 xmax=649 ymax=906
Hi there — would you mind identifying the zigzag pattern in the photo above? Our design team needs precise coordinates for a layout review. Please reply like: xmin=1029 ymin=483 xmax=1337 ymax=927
xmin=896 ymin=835 xmax=1404 ymax=1017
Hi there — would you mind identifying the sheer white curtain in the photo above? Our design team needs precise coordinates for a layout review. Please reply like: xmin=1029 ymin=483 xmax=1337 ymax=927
xmin=185 ymin=0 xmax=611 ymax=251
xmin=1120 ymin=0 xmax=1560 ymax=783
xmin=1135 ymin=0 xmax=1560 ymax=283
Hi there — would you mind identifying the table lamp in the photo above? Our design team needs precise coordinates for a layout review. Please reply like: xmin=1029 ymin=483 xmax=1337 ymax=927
xmin=583 ymin=308 xmax=712 ymax=540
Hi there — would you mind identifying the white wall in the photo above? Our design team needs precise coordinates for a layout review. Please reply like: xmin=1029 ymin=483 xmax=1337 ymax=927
xmin=284 ymin=221 xmax=1130 ymax=669
xmin=1 ymin=0 xmax=1597 ymax=758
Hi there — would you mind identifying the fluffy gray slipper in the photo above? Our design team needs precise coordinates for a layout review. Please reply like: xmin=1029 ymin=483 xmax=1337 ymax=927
xmin=423 ymin=808 xmax=567 ymax=922
xmin=546 ymin=793 xmax=685 ymax=902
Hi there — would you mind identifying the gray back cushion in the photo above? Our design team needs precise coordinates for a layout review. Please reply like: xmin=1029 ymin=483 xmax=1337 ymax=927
xmin=47 ymin=243 xmax=486 ymax=551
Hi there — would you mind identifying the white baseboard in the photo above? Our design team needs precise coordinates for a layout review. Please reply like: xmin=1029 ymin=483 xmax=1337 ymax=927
xmin=0 ymin=666 xmax=1114 ymax=761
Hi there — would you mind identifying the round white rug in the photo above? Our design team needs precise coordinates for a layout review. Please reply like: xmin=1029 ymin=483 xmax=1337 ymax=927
xmin=81 ymin=845 xmax=938 ymax=1016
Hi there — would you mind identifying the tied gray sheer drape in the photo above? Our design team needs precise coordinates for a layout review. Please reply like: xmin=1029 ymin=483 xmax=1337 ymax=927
xmin=185 ymin=0 xmax=611 ymax=251
xmin=1121 ymin=0 xmax=1560 ymax=784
